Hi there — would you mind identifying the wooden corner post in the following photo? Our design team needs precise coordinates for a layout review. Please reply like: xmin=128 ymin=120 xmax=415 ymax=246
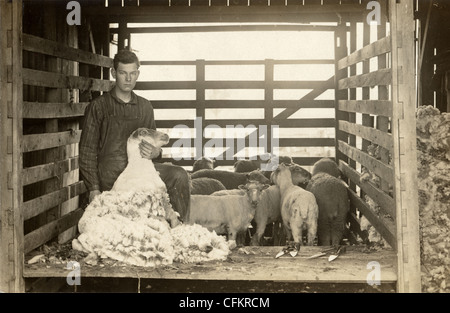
xmin=0 ymin=0 xmax=24 ymax=293
xmin=389 ymin=0 xmax=422 ymax=293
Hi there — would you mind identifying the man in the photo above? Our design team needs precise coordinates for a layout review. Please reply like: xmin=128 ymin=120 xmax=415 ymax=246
xmin=79 ymin=50 xmax=190 ymax=222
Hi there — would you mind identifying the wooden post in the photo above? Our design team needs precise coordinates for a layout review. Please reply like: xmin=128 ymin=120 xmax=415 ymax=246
xmin=389 ymin=0 xmax=421 ymax=293
xmin=0 ymin=0 xmax=24 ymax=293
xmin=264 ymin=59 xmax=274 ymax=158
xmin=196 ymin=59 xmax=206 ymax=159
xmin=334 ymin=24 xmax=349 ymax=166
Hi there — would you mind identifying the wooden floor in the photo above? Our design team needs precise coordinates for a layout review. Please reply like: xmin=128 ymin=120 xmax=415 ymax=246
xmin=24 ymin=246 xmax=397 ymax=284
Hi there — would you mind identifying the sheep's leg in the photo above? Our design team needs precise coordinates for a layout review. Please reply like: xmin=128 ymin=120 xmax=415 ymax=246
xmin=227 ymin=226 xmax=238 ymax=250
xmin=250 ymin=220 xmax=267 ymax=246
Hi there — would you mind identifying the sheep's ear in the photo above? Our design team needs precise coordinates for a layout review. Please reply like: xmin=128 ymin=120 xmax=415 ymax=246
xmin=238 ymin=184 xmax=247 ymax=190
xmin=263 ymin=184 xmax=270 ymax=190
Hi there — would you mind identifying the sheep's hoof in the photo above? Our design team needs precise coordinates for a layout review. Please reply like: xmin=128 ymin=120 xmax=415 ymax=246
xmin=227 ymin=240 xmax=237 ymax=250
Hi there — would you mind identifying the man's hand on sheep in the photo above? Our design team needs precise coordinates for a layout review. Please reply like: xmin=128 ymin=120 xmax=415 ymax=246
xmin=139 ymin=139 xmax=162 ymax=160
xmin=89 ymin=190 xmax=101 ymax=203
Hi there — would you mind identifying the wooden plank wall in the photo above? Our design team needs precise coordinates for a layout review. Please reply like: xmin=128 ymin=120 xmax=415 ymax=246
xmin=21 ymin=3 xmax=113 ymax=258
xmin=335 ymin=4 xmax=397 ymax=250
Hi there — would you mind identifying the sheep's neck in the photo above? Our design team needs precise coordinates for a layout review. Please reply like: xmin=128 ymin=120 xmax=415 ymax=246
xmin=277 ymin=172 xmax=294 ymax=195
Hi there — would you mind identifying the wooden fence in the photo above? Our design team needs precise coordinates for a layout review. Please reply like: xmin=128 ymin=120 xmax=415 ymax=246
xmin=136 ymin=59 xmax=336 ymax=168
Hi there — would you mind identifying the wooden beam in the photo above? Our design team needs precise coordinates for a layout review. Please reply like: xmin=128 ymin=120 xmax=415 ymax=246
xmin=84 ymin=4 xmax=368 ymax=23
xmin=22 ymin=157 xmax=79 ymax=186
xmin=338 ymin=36 xmax=391 ymax=70
xmin=0 ymin=0 xmax=24 ymax=293
xmin=338 ymin=100 xmax=393 ymax=117
xmin=110 ymin=24 xmax=342 ymax=33
xmin=339 ymin=120 xmax=394 ymax=151
xmin=339 ymin=160 xmax=396 ymax=219
xmin=22 ymin=34 xmax=113 ymax=68
xmin=347 ymin=188 xmax=397 ymax=250
xmin=389 ymin=0 xmax=421 ymax=293
xmin=23 ymin=208 xmax=85 ymax=254
xmin=23 ymin=102 xmax=89 ymax=119
xmin=22 ymin=130 xmax=82 ymax=153
xmin=23 ymin=181 xmax=87 ymax=221
xmin=338 ymin=140 xmax=394 ymax=185
xmin=22 ymin=68 xmax=113 ymax=92
xmin=338 ymin=68 xmax=392 ymax=89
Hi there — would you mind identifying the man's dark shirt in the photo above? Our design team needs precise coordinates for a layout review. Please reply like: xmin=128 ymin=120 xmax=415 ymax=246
xmin=79 ymin=88 xmax=156 ymax=192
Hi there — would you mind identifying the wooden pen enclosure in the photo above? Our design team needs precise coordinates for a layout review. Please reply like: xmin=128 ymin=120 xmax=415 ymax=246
xmin=0 ymin=0 xmax=425 ymax=293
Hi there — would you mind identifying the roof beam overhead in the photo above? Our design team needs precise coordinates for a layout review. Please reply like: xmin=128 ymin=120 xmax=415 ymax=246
xmin=84 ymin=4 xmax=371 ymax=23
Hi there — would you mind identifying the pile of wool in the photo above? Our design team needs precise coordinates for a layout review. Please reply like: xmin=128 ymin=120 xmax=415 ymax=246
xmin=416 ymin=105 xmax=450 ymax=293
xmin=73 ymin=190 xmax=176 ymax=267
xmin=73 ymin=190 xmax=231 ymax=267
xmin=171 ymin=224 xmax=230 ymax=263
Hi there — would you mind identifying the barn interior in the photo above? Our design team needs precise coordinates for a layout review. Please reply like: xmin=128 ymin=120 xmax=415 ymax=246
xmin=2 ymin=0 xmax=448 ymax=293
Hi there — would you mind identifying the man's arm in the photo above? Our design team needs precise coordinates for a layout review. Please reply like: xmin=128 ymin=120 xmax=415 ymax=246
xmin=79 ymin=99 xmax=103 ymax=197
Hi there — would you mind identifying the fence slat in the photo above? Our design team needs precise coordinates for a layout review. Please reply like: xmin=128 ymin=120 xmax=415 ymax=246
xmin=135 ymin=80 xmax=334 ymax=90
xmin=157 ymin=118 xmax=336 ymax=129
xmin=338 ymin=68 xmax=392 ymax=89
xmin=339 ymin=120 xmax=393 ymax=151
xmin=339 ymin=160 xmax=395 ymax=219
xmin=23 ymin=68 xmax=113 ymax=92
xmin=23 ymin=181 xmax=86 ymax=221
xmin=338 ymin=140 xmax=394 ymax=185
xmin=23 ymin=102 xmax=89 ymax=119
xmin=338 ymin=36 xmax=391 ymax=70
xmin=22 ymin=33 xmax=113 ymax=68
xmin=24 ymin=208 xmax=85 ymax=254
xmin=23 ymin=130 xmax=82 ymax=153
xmin=338 ymin=99 xmax=393 ymax=117
xmin=23 ymin=157 xmax=79 ymax=186
xmin=347 ymin=188 xmax=397 ymax=250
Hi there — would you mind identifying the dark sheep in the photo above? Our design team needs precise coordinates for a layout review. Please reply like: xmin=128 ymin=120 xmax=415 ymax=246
xmin=191 ymin=169 xmax=270 ymax=190
xmin=233 ymin=159 xmax=262 ymax=173
xmin=311 ymin=157 xmax=341 ymax=178
xmin=190 ymin=177 xmax=226 ymax=195
xmin=192 ymin=157 xmax=215 ymax=173
xmin=306 ymin=172 xmax=349 ymax=246
xmin=270 ymin=163 xmax=312 ymax=188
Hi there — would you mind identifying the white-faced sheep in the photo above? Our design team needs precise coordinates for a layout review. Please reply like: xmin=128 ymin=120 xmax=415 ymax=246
xmin=210 ymin=185 xmax=282 ymax=246
xmin=306 ymin=172 xmax=349 ymax=246
xmin=73 ymin=128 xmax=229 ymax=267
xmin=192 ymin=156 xmax=215 ymax=172
xmin=311 ymin=157 xmax=341 ymax=178
xmin=274 ymin=163 xmax=319 ymax=253
xmin=188 ymin=180 xmax=269 ymax=249
xmin=190 ymin=177 xmax=226 ymax=195
xmin=190 ymin=169 xmax=270 ymax=190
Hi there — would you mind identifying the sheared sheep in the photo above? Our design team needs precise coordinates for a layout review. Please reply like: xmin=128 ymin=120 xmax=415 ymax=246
xmin=190 ymin=169 xmax=270 ymax=189
xmin=306 ymin=172 xmax=349 ymax=246
xmin=73 ymin=128 xmax=229 ymax=267
xmin=274 ymin=163 xmax=319 ymax=253
xmin=188 ymin=180 xmax=269 ymax=249
xmin=210 ymin=186 xmax=281 ymax=246
xmin=311 ymin=157 xmax=341 ymax=178
xmin=192 ymin=157 xmax=215 ymax=172
xmin=190 ymin=177 xmax=226 ymax=195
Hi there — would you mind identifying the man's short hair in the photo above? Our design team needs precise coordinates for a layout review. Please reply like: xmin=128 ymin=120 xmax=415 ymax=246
xmin=113 ymin=50 xmax=140 ymax=70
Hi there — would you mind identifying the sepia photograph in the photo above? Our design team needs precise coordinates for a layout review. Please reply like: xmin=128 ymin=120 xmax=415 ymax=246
xmin=0 ymin=0 xmax=449 ymax=298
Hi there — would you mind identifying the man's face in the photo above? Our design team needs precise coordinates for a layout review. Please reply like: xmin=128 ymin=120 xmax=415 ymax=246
xmin=111 ymin=62 xmax=140 ymax=93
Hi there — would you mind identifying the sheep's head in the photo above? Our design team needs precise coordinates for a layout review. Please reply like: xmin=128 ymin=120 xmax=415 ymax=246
xmin=127 ymin=128 xmax=169 ymax=160
xmin=238 ymin=180 xmax=270 ymax=207
xmin=272 ymin=162 xmax=292 ymax=186
xmin=192 ymin=157 xmax=215 ymax=172
xmin=271 ymin=163 xmax=311 ymax=188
